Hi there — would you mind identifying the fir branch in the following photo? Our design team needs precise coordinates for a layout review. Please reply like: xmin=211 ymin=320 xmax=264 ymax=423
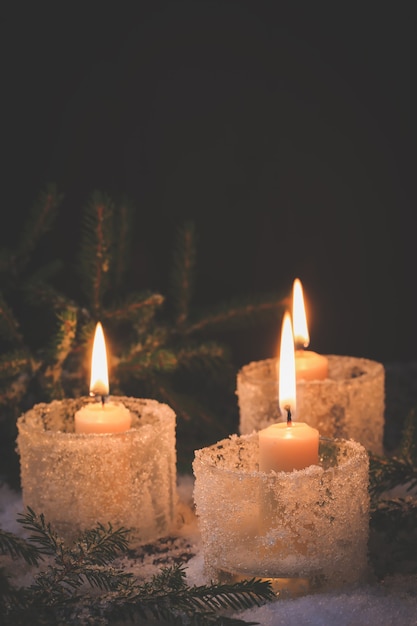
xmin=106 ymin=564 xmax=274 ymax=625
xmin=369 ymin=497 xmax=417 ymax=579
xmin=47 ymin=312 xmax=78 ymax=370
xmin=0 ymin=292 xmax=24 ymax=345
xmin=43 ymin=309 xmax=78 ymax=388
xmin=102 ymin=292 xmax=164 ymax=322
xmin=185 ymin=294 xmax=287 ymax=335
xmin=117 ymin=348 xmax=178 ymax=378
xmin=78 ymin=190 xmax=114 ymax=315
xmin=371 ymin=497 xmax=417 ymax=535
xmin=23 ymin=275 xmax=76 ymax=312
xmin=170 ymin=221 xmax=197 ymax=328
xmin=176 ymin=341 xmax=232 ymax=377
xmin=2 ymin=511 xmax=273 ymax=626
xmin=369 ymin=407 xmax=417 ymax=500
xmin=401 ymin=407 xmax=417 ymax=465
xmin=15 ymin=184 xmax=63 ymax=273
xmin=113 ymin=196 xmax=134 ymax=289
xmin=171 ymin=577 xmax=275 ymax=613
xmin=369 ymin=454 xmax=417 ymax=501
xmin=74 ymin=523 xmax=131 ymax=566
xmin=0 ymin=351 xmax=32 ymax=380
xmin=17 ymin=507 xmax=62 ymax=556
xmin=0 ymin=369 xmax=33 ymax=410
xmin=0 ymin=528 xmax=41 ymax=566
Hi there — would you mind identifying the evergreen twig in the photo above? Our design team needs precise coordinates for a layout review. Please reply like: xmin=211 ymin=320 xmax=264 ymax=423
xmin=0 ymin=185 xmax=287 ymax=480
xmin=0 ymin=508 xmax=275 ymax=626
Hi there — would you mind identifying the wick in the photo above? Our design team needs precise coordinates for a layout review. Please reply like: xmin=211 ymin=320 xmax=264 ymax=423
xmin=286 ymin=406 xmax=292 ymax=426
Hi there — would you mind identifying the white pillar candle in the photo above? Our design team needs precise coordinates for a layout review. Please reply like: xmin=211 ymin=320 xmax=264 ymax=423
xmin=74 ymin=322 xmax=132 ymax=434
xmin=258 ymin=311 xmax=319 ymax=472
xmin=292 ymin=277 xmax=328 ymax=381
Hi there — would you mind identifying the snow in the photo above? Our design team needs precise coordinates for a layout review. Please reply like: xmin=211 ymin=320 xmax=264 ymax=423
xmin=1 ymin=476 xmax=417 ymax=625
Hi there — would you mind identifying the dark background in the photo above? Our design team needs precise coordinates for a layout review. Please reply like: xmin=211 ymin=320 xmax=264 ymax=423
xmin=2 ymin=2 xmax=417 ymax=366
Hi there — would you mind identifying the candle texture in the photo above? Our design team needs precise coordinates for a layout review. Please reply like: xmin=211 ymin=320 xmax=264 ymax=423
xmin=258 ymin=311 xmax=319 ymax=472
xmin=292 ymin=277 xmax=328 ymax=381
xmin=258 ymin=422 xmax=320 ymax=472
xmin=237 ymin=354 xmax=385 ymax=454
xmin=74 ymin=322 xmax=132 ymax=434
xmin=193 ymin=434 xmax=370 ymax=590
xmin=17 ymin=396 xmax=178 ymax=546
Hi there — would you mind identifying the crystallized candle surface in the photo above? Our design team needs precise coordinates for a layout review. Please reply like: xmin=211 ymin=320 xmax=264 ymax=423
xmin=16 ymin=397 xmax=177 ymax=546
xmin=237 ymin=355 xmax=385 ymax=454
xmin=193 ymin=434 xmax=370 ymax=589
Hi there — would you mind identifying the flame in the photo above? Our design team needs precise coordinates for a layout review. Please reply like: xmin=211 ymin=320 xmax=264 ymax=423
xmin=278 ymin=311 xmax=296 ymax=417
xmin=292 ymin=277 xmax=309 ymax=348
xmin=89 ymin=322 xmax=109 ymax=396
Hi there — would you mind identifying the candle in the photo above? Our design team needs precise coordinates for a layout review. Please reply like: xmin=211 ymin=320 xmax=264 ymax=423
xmin=258 ymin=312 xmax=319 ymax=472
xmin=292 ymin=278 xmax=328 ymax=381
xmin=74 ymin=322 xmax=132 ymax=434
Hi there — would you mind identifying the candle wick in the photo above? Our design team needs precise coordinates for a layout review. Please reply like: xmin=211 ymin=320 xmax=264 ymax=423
xmin=286 ymin=406 xmax=292 ymax=426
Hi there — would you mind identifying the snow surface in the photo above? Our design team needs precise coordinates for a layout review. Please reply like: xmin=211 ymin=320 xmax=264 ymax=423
xmin=1 ymin=475 xmax=417 ymax=626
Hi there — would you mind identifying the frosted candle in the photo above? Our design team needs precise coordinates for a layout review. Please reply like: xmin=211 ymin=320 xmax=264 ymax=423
xmin=193 ymin=434 xmax=370 ymax=591
xmin=74 ymin=321 xmax=132 ymax=434
xmin=258 ymin=311 xmax=319 ymax=472
xmin=292 ymin=278 xmax=328 ymax=381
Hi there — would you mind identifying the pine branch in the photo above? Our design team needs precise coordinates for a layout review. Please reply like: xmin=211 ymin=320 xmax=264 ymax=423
xmin=17 ymin=507 xmax=63 ymax=556
xmin=0 ymin=351 xmax=32 ymax=380
xmin=169 ymin=221 xmax=197 ymax=328
xmin=42 ymin=309 xmax=78 ymax=398
xmin=113 ymin=196 xmax=134 ymax=289
xmin=2 ymin=510 xmax=274 ymax=626
xmin=14 ymin=184 xmax=63 ymax=273
xmin=74 ymin=523 xmax=131 ymax=565
xmin=369 ymin=496 xmax=417 ymax=579
xmin=185 ymin=294 xmax=287 ymax=335
xmin=23 ymin=275 xmax=75 ymax=312
xmin=369 ymin=407 xmax=417 ymax=501
xmin=0 ymin=186 xmax=293 ymax=483
xmin=106 ymin=564 xmax=274 ymax=625
xmin=401 ymin=407 xmax=417 ymax=465
xmin=176 ymin=341 xmax=232 ymax=377
xmin=78 ymin=190 xmax=114 ymax=315
xmin=0 ymin=528 xmax=41 ymax=566
xmin=103 ymin=291 xmax=164 ymax=323
xmin=0 ymin=292 xmax=24 ymax=345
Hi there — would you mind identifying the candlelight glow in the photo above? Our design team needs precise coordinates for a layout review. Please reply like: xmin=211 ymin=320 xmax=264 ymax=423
xmin=292 ymin=278 xmax=309 ymax=348
xmin=89 ymin=322 xmax=109 ymax=396
xmin=278 ymin=311 xmax=296 ymax=416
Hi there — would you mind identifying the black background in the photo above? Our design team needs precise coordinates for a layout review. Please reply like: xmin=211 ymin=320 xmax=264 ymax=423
xmin=2 ymin=2 xmax=417 ymax=365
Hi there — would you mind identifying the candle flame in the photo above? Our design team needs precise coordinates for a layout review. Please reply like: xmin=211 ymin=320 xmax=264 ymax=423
xmin=292 ymin=278 xmax=309 ymax=348
xmin=89 ymin=322 xmax=109 ymax=397
xmin=278 ymin=311 xmax=296 ymax=417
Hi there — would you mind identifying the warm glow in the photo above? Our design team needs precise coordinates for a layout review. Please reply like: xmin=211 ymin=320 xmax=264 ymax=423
xmin=89 ymin=322 xmax=109 ymax=396
xmin=278 ymin=312 xmax=296 ymax=416
xmin=292 ymin=278 xmax=309 ymax=348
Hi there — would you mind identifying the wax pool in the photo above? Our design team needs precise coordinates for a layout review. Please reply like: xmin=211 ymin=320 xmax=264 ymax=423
xmin=258 ymin=421 xmax=319 ymax=472
xmin=74 ymin=400 xmax=132 ymax=434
